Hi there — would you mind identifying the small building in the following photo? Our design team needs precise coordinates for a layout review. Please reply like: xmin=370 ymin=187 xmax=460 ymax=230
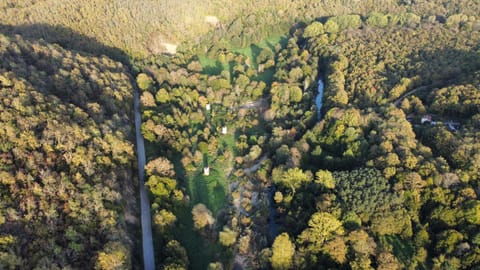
xmin=421 ymin=114 xmax=432 ymax=124
xmin=206 ymin=103 xmax=211 ymax=110
xmin=203 ymin=167 xmax=210 ymax=176
xmin=221 ymin=126 xmax=227 ymax=134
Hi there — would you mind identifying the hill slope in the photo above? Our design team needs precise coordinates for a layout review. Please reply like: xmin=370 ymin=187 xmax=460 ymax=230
xmin=0 ymin=33 xmax=138 ymax=269
xmin=3 ymin=0 xmax=478 ymax=57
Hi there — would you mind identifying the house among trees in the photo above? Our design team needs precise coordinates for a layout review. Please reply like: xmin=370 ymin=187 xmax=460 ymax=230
xmin=203 ymin=167 xmax=210 ymax=176
xmin=421 ymin=114 xmax=432 ymax=124
xmin=221 ymin=126 xmax=227 ymax=134
xmin=206 ymin=103 xmax=211 ymax=110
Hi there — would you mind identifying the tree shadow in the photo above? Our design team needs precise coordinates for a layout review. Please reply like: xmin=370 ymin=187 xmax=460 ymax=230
xmin=0 ymin=23 xmax=135 ymax=126
xmin=202 ymin=60 xmax=224 ymax=75
xmin=250 ymin=44 xmax=263 ymax=64
xmin=0 ymin=23 xmax=130 ymax=63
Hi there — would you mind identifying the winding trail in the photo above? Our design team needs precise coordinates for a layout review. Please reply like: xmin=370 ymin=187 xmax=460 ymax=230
xmin=393 ymin=83 xmax=435 ymax=107
xmin=134 ymin=90 xmax=155 ymax=270
xmin=243 ymin=155 xmax=267 ymax=175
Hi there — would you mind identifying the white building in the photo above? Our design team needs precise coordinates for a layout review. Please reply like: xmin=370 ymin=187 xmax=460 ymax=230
xmin=421 ymin=114 xmax=432 ymax=124
xmin=206 ymin=103 xmax=211 ymax=110
xmin=221 ymin=126 xmax=227 ymax=134
xmin=203 ymin=167 xmax=210 ymax=176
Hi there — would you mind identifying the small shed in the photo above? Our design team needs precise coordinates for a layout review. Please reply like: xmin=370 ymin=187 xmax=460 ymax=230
xmin=203 ymin=167 xmax=210 ymax=176
xmin=221 ymin=126 xmax=227 ymax=134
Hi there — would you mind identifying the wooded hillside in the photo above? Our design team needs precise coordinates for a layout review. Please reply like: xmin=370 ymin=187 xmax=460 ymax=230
xmin=3 ymin=0 xmax=480 ymax=58
xmin=0 ymin=33 xmax=138 ymax=269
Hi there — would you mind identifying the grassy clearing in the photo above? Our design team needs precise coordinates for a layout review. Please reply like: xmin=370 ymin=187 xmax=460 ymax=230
xmin=198 ymin=56 xmax=230 ymax=75
xmin=233 ymin=35 xmax=287 ymax=68
xmin=190 ymin=167 xmax=226 ymax=213
xmin=171 ymin=131 xmax=235 ymax=268
xmin=187 ymin=133 xmax=235 ymax=214
xmin=381 ymin=235 xmax=416 ymax=267
xmin=199 ymin=34 xmax=287 ymax=82
xmin=172 ymin=207 xmax=226 ymax=270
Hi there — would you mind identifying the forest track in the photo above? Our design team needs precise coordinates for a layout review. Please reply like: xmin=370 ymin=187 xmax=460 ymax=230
xmin=393 ymin=83 xmax=435 ymax=106
xmin=243 ymin=155 xmax=267 ymax=175
xmin=392 ymin=77 xmax=465 ymax=107
xmin=134 ymin=90 xmax=155 ymax=270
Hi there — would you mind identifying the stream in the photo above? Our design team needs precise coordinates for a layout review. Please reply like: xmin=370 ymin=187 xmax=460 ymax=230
xmin=315 ymin=79 xmax=324 ymax=120
xmin=266 ymin=78 xmax=325 ymax=241
xmin=134 ymin=90 xmax=155 ymax=270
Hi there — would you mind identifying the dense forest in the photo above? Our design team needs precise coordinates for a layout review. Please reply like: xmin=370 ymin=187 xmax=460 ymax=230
xmin=135 ymin=8 xmax=480 ymax=270
xmin=0 ymin=34 xmax=138 ymax=269
xmin=1 ymin=0 xmax=480 ymax=58
xmin=1 ymin=0 xmax=480 ymax=269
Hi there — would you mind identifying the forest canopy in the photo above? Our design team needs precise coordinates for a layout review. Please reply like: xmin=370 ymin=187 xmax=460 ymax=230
xmin=1 ymin=0 xmax=480 ymax=269
xmin=0 ymin=33 xmax=137 ymax=269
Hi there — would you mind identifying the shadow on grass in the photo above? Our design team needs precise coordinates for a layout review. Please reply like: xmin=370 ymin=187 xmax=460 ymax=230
xmin=192 ymin=167 xmax=226 ymax=214
xmin=202 ymin=60 xmax=225 ymax=75
xmin=168 ymin=154 xmax=229 ymax=269
xmin=255 ymin=68 xmax=275 ymax=84
xmin=382 ymin=235 xmax=415 ymax=266
xmin=172 ymin=204 xmax=225 ymax=270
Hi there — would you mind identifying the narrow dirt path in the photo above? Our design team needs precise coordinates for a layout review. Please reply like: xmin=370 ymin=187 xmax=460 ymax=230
xmin=393 ymin=83 xmax=436 ymax=106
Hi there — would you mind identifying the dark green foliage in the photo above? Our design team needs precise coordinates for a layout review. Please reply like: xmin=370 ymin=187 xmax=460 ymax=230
xmin=334 ymin=168 xmax=402 ymax=220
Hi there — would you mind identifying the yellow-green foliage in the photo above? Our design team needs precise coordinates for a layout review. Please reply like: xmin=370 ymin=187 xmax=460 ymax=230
xmin=2 ymin=0 xmax=480 ymax=58
xmin=0 ymin=0 xmax=416 ymax=58
xmin=0 ymin=33 xmax=136 ymax=269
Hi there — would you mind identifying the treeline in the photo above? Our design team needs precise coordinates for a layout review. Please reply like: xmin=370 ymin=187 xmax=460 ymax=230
xmin=0 ymin=33 xmax=137 ymax=269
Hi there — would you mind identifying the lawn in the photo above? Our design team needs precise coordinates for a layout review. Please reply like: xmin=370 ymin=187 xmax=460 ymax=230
xmin=170 ymin=131 xmax=235 ymax=269
xmin=172 ymin=206 xmax=226 ymax=270
xmin=187 ymin=133 xmax=235 ymax=214
xmin=380 ymin=235 xmax=422 ymax=268
xmin=199 ymin=34 xmax=287 ymax=84
xmin=198 ymin=56 xmax=230 ymax=76
xmin=232 ymin=34 xmax=287 ymax=69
